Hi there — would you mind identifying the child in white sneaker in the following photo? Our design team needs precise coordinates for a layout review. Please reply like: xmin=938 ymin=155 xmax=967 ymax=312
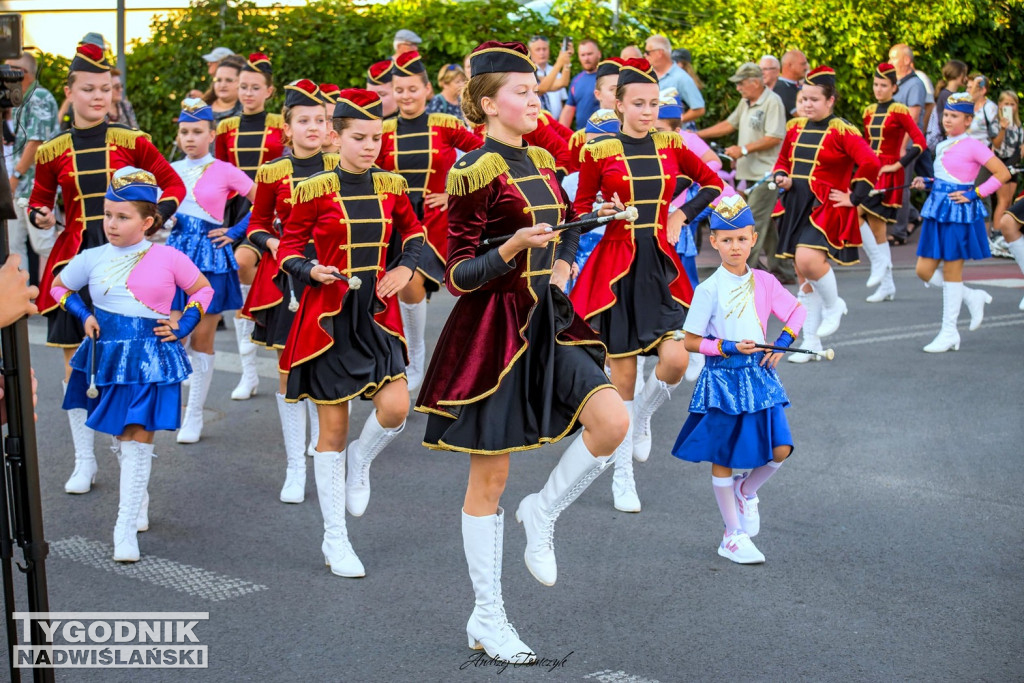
xmin=670 ymin=196 xmax=806 ymax=564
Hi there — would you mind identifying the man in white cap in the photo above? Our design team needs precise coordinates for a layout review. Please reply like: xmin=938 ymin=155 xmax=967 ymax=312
xmin=203 ymin=47 xmax=235 ymax=76
xmin=393 ymin=30 xmax=422 ymax=58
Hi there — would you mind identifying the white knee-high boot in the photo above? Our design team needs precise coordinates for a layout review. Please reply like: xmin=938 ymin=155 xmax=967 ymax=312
xmin=306 ymin=400 xmax=320 ymax=457
xmin=859 ymin=221 xmax=882 ymax=286
xmin=113 ymin=441 xmax=154 ymax=562
xmin=345 ymin=409 xmax=405 ymax=517
xmin=463 ymin=509 xmax=536 ymax=664
xmin=516 ymin=431 xmax=615 ymax=585
xmin=866 ymin=239 xmax=895 ymax=302
xmin=231 ymin=287 xmax=259 ymax=400
xmin=811 ymin=268 xmax=846 ymax=338
xmin=63 ymin=380 xmax=97 ymax=494
xmin=311 ymin=447 xmax=364 ymax=577
xmin=1007 ymin=237 xmax=1024 ymax=310
xmin=399 ymin=300 xmax=427 ymax=392
xmin=177 ymin=351 xmax=215 ymax=443
xmin=112 ymin=438 xmax=148 ymax=531
xmin=277 ymin=393 xmax=307 ymax=503
xmin=632 ymin=371 xmax=678 ymax=462
xmin=610 ymin=402 xmax=639 ymax=512
xmin=788 ymin=289 xmax=823 ymax=364
xmin=923 ymin=282 xmax=963 ymax=353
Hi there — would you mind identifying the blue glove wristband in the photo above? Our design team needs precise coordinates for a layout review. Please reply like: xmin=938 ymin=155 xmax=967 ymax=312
xmin=61 ymin=292 xmax=93 ymax=326
xmin=963 ymin=188 xmax=979 ymax=201
xmin=225 ymin=213 xmax=251 ymax=242
xmin=720 ymin=340 xmax=740 ymax=356
xmin=773 ymin=330 xmax=796 ymax=350
xmin=174 ymin=306 xmax=202 ymax=339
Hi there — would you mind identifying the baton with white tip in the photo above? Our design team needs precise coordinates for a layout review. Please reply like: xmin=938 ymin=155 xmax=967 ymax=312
xmin=86 ymin=331 xmax=100 ymax=398
xmin=479 ymin=207 xmax=640 ymax=249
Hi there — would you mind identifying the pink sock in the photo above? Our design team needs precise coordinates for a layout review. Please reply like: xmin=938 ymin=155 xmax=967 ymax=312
xmin=713 ymin=476 xmax=741 ymax=533
xmin=741 ymin=460 xmax=784 ymax=497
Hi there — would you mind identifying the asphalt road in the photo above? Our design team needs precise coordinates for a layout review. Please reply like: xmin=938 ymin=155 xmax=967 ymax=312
xmin=2 ymin=262 xmax=1022 ymax=682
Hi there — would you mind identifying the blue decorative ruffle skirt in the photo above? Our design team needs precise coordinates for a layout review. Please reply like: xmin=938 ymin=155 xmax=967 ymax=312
xmin=63 ymin=309 xmax=191 ymax=435
xmin=168 ymin=214 xmax=243 ymax=314
xmin=916 ymin=180 xmax=992 ymax=261
xmin=671 ymin=353 xmax=792 ymax=468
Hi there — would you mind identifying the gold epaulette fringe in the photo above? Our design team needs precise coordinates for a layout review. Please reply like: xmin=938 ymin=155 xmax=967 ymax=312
xmin=787 ymin=117 xmax=808 ymax=130
xmin=266 ymin=113 xmax=284 ymax=129
xmin=828 ymin=117 xmax=861 ymax=135
xmin=216 ymin=116 xmax=240 ymax=135
xmin=35 ymin=132 xmax=72 ymax=164
xmin=652 ymin=130 xmax=683 ymax=150
xmin=295 ymin=171 xmax=340 ymax=203
xmin=322 ymin=153 xmax=339 ymax=171
xmin=569 ymin=128 xmax=586 ymax=148
xmin=446 ymin=152 xmax=509 ymax=196
xmin=581 ymin=136 xmax=624 ymax=161
xmin=527 ymin=146 xmax=556 ymax=171
xmin=382 ymin=118 xmax=398 ymax=134
xmin=255 ymin=158 xmax=293 ymax=184
xmin=373 ymin=171 xmax=408 ymax=196
xmin=428 ymin=113 xmax=463 ymax=130
xmin=106 ymin=127 xmax=150 ymax=150
xmin=863 ymin=104 xmax=878 ymax=118
xmin=888 ymin=102 xmax=910 ymax=115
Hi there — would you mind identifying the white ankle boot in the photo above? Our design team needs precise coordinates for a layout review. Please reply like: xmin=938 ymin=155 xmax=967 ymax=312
xmin=788 ymin=290 xmax=823 ymax=364
xmin=177 ymin=351 xmax=215 ymax=443
xmin=516 ymin=433 xmax=613 ymax=585
xmin=306 ymin=400 xmax=320 ymax=457
xmin=866 ymin=240 xmax=895 ymax=302
xmin=399 ymin=300 xmax=427 ymax=393
xmin=312 ymin=448 xmax=364 ymax=577
xmin=231 ymin=305 xmax=259 ymax=400
xmin=811 ymin=270 xmax=846 ymax=338
xmin=962 ymin=286 xmax=992 ymax=331
xmin=632 ymin=372 xmax=676 ymax=463
xmin=113 ymin=441 xmax=154 ymax=562
xmin=112 ymin=438 xmax=148 ymax=531
xmin=64 ymin=381 xmax=97 ymax=494
xmin=924 ymin=282 xmax=963 ymax=353
xmin=463 ymin=509 xmax=536 ymax=664
xmin=277 ymin=393 xmax=307 ymax=503
xmin=346 ymin=410 xmax=405 ymax=517
xmin=610 ymin=402 xmax=640 ymax=512
xmin=859 ymin=222 xmax=883 ymax=287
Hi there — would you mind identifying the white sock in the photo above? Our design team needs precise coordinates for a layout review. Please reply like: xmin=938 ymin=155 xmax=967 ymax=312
xmin=741 ymin=460 xmax=784 ymax=497
xmin=713 ymin=476 xmax=741 ymax=533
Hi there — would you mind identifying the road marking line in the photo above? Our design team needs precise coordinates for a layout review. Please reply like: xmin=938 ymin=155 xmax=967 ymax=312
xmin=828 ymin=313 xmax=1021 ymax=341
xmin=831 ymin=318 xmax=1024 ymax=347
xmin=966 ymin=277 xmax=1024 ymax=288
xmin=50 ymin=536 xmax=269 ymax=602
xmin=584 ymin=670 xmax=662 ymax=683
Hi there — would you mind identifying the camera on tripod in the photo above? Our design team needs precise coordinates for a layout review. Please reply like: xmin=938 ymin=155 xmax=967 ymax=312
xmin=0 ymin=13 xmax=25 ymax=108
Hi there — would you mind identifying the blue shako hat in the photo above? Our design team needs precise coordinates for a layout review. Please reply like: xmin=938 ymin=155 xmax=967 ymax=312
xmin=709 ymin=195 xmax=755 ymax=231
xmin=106 ymin=166 xmax=159 ymax=203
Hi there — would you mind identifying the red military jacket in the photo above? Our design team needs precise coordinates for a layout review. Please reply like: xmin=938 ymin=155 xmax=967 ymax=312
xmin=240 ymin=152 xmax=338 ymax=319
xmin=569 ymin=130 xmax=723 ymax=322
xmin=415 ymin=137 xmax=604 ymax=416
xmin=29 ymin=122 xmax=185 ymax=314
xmin=773 ymin=116 xmax=881 ymax=248
xmin=277 ymin=168 xmax=425 ymax=371
xmin=376 ymin=112 xmax=481 ymax=271
xmin=861 ymin=101 xmax=927 ymax=207
xmin=215 ymin=111 xmax=286 ymax=179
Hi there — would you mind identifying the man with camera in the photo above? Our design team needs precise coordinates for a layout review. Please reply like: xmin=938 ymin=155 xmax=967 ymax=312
xmin=5 ymin=51 xmax=58 ymax=276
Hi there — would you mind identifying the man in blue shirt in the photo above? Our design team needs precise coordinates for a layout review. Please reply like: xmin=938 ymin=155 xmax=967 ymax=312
xmin=558 ymin=39 xmax=602 ymax=129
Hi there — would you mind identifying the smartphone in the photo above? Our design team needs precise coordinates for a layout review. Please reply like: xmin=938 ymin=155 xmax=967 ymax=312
xmin=561 ymin=37 xmax=568 ymax=52
xmin=1002 ymin=105 xmax=1013 ymax=121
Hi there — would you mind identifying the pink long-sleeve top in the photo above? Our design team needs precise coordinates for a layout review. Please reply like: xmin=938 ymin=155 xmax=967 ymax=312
xmin=684 ymin=266 xmax=806 ymax=345
xmin=170 ymin=153 xmax=254 ymax=224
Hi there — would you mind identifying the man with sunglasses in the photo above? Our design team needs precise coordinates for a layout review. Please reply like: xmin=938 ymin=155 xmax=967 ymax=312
xmin=644 ymin=34 xmax=704 ymax=130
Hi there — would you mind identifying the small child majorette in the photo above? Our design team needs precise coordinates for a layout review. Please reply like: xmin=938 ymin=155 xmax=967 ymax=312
xmin=671 ymin=196 xmax=806 ymax=564
xmin=278 ymin=89 xmax=425 ymax=577
xmin=53 ymin=167 xmax=213 ymax=562
xmin=169 ymin=98 xmax=256 ymax=444
xmin=911 ymin=92 xmax=1010 ymax=352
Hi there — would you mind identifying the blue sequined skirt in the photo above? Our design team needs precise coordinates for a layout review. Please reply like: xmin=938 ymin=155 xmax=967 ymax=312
xmin=917 ymin=180 xmax=992 ymax=261
xmin=671 ymin=353 xmax=792 ymax=468
xmin=62 ymin=309 xmax=190 ymax=435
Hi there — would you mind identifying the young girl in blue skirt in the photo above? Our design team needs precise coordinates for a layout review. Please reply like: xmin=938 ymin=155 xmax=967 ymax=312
xmin=671 ymin=196 xmax=806 ymax=564
xmin=53 ymin=167 xmax=213 ymax=563
xmin=911 ymin=92 xmax=1011 ymax=353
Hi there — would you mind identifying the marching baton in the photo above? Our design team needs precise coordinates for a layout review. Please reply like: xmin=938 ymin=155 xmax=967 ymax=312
xmin=329 ymin=271 xmax=363 ymax=290
xmin=86 ymin=330 xmax=100 ymax=398
xmin=742 ymin=172 xmax=779 ymax=197
xmin=756 ymin=343 xmax=835 ymax=360
xmin=870 ymin=178 xmax=933 ymax=196
xmin=479 ymin=206 xmax=640 ymax=249
xmin=287 ymin=277 xmax=300 ymax=312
